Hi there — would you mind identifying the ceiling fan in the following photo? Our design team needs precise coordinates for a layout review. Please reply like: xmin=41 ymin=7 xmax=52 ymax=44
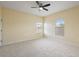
xmin=31 ymin=1 xmax=50 ymax=11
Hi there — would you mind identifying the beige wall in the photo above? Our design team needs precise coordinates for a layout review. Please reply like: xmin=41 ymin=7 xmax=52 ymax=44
xmin=0 ymin=8 xmax=1 ymax=16
xmin=0 ymin=7 xmax=2 ymax=46
xmin=2 ymin=7 xmax=43 ymax=45
xmin=45 ymin=6 xmax=79 ymax=43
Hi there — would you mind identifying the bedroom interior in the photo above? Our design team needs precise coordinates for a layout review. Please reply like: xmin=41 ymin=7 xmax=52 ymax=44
xmin=0 ymin=1 xmax=79 ymax=57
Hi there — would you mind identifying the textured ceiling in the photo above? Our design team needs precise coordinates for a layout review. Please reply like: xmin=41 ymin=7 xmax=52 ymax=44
xmin=0 ymin=1 xmax=79 ymax=16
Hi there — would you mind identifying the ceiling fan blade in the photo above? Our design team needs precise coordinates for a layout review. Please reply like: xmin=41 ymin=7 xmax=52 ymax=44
xmin=43 ymin=4 xmax=50 ymax=7
xmin=31 ymin=7 xmax=38 ymax=8
xmin=36 ymin=1 xmax=40 ymax=5
xmin=43 ymin=7 xmax=48 ymax=11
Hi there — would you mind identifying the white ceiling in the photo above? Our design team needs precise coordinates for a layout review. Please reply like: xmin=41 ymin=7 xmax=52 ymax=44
xmin=0 ymin=1 xmax=79 ymax=16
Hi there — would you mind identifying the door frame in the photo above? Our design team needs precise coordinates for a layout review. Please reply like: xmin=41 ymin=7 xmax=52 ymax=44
xmin=0 ymin=17 xmax=3 ymax=46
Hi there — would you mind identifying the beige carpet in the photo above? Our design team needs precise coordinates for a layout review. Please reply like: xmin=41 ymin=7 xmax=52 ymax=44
xmin=0 ymin=38 xmax=79 ymax=57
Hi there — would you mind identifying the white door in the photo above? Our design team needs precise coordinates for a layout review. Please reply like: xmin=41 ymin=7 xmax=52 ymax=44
xmin=0 ymin=17 xmax=2 ymax=46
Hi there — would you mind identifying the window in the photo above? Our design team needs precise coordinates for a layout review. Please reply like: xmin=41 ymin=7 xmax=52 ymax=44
xmin=36 ymin=22 xmax=42 ymax=33
xmin=55 ymin=18 xmax=64 ymax=36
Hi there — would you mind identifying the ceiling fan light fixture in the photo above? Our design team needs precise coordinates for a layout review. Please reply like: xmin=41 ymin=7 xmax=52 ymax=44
xmin=39 ymin=7 xmax=43 ymax=11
